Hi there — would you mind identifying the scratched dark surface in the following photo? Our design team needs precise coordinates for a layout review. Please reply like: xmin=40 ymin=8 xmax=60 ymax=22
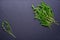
xmin=0 ymin=0 xmax=60 ymax=40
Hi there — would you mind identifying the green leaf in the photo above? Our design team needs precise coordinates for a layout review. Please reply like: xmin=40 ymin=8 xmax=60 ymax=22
xmin=2 ymin=20 xmax=16 ymax=38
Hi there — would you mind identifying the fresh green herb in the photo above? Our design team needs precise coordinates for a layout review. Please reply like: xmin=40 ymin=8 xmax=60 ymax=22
xmin=32 ymin=1 xmax=58 ymax=28
xmin=2 ymin=20 xmax=16 ymax=38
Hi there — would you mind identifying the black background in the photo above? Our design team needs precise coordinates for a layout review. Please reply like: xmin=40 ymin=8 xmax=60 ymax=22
xmin=0 ymin=0 xmax=60 ymax=40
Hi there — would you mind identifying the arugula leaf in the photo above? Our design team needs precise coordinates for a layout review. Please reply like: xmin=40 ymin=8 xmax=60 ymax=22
xmin=2 ymin=20 xmax=16 ymax=38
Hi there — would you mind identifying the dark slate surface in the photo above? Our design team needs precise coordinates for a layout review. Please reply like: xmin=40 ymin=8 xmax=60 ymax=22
xmin=0 ymin=0 xmax=60 ymax=40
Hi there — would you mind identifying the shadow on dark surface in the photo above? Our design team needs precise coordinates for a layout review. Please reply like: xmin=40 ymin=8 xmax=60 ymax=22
xmin=0 ymin=0 xmax=60 ymax=40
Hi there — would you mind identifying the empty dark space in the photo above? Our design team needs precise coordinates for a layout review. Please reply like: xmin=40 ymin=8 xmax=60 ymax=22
xmin=0 ymin=0 xmax=60 ymax=40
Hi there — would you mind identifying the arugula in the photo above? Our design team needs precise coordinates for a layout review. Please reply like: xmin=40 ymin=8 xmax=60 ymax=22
xmin=32 ymin=1 xmax=58 ymax=28
xmin=2 ymin=20 xmax=16 ymax=38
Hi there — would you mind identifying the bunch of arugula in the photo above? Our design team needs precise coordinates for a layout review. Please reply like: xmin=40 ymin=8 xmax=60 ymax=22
xmin=32 ymin=1 xmax=58 ymax=28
